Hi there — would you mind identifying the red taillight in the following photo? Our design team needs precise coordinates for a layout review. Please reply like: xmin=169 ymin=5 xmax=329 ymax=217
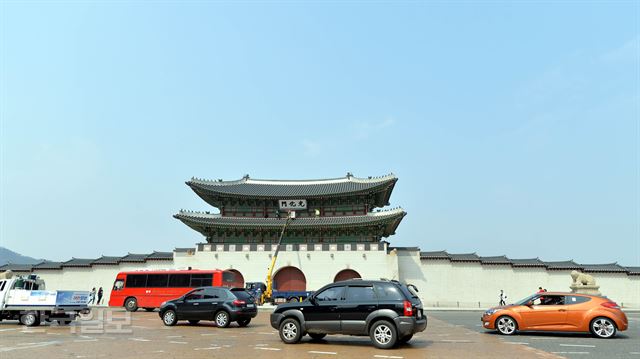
xmin=232 ymin=299 xmax=245 ymax=306
xmin=601 ymin=301 xmax=620 ymax=309
xmin=403 ymin=300 xmax=413 ymax=316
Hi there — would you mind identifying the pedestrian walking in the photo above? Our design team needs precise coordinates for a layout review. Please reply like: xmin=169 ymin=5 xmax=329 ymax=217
xmin=97 ymin=287 xmax=104 ymax=305
xmin=88 ymin=287 xmax=96 ymax=305
xmin=499 ymin=290 xmax=507 ymax=306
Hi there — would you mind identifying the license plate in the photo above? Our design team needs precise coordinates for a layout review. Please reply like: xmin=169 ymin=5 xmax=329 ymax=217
xmin=247 ymin=304 xmax=255 ymax=308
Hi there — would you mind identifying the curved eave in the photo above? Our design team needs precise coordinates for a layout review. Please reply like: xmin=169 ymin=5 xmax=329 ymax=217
xmin=186 ymin=175 xmax=398 ymax=208
xmin=174 ymin=209 xmax=406 ymax=238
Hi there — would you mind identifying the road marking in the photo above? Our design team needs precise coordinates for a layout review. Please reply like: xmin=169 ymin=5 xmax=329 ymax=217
xmin=308 ymin=351 xmax=337 ymax=355
xmin=166 ymin=335 xmax=183 ymax=338
xmin=258 ymin=332 xmax=275 ymax=335
xmin=73 ymin=339 xmax=98 ymax=342
xmin=0 ymin=328 xmax=18 ymax=332
xmin=551 ymin=352 xmax=589 ymax=355
xmin=195 ymin=347 xmax=221 ymax=350
xmin=255 ymin=347 xmax=281 ymax=351
xmin=255 ymin=344 xmax=269 ymax=347
xmin=129 ymin=338 xmax=151 ymax=342
xmin=440 ymin=339 xmax=472 ymax=343
xmin=169 ymin=341 xmax=188 ymax=344
xmin=374 ymin=355 xmax=404 ymax=359
xmin=559 ymin=344 xmax=596 ymax=348
xmin=629 ymin=352 xmax=640 ymax=355
xmin=505 ymin=342 xmax=529 ymax=345
xmin=132 ymin=325 xmax=150 ymax=329
xmin=0 ymin=341 xmax=60 ymax=352
xmin=201 ymin=333 xmax=217 ymax=336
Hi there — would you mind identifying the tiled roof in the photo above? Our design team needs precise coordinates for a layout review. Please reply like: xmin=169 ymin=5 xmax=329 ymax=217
xmin=187 ymin=173 xmax=397 ymax=208
xmin=174 ymin=208 xmax=406 ymax=238
xmin=543 ymin=260 xmax=582 ymax=270
xmin=419 ymin=251 xmax=636 ymax=274
xmin=146 ymin=251 xmax=173 ymax=260
xmin=581 ymin=263 xmax=627 ymax=273
xmin=419 ymin=251 xmax=450 ymax=259
xmin=0 ymin=263 xmax=34 ymax=272
xmin=33 ymin=261 xmax=63 ymax=269
xmin=449 ymin=253 xmax=480 ymax=262
xmin=174 ymin=248 xmax=196 ymax=253
xmin=62 ymin=258 xmax=95 ymax=267
xmin=480 ymin=255 xmax=511 ymax=264
xmin=119 ymin=253 xmax=149 ymax=263
xmin=92 ymin=256 xmax=121 ymax=265
xmin=626 ymin=267 xmax=640 ymax=275
xmin=510 ymin=258 xmax=545 ymax=267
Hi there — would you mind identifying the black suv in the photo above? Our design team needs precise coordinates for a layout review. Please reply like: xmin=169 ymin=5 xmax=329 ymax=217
xmin=160 ymin=287 xmax=257 ymax=327
xmin=270 ymin=279 xmax=427 ymax=349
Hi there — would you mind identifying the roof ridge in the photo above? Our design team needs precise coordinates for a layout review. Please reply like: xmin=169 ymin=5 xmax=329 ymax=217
xmin=188 ymin=173 xmax=397 ymax=186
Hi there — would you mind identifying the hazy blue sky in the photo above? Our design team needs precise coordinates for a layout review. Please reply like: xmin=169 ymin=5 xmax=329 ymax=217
xmin=1 ymin=1 xmax=638 ymax=265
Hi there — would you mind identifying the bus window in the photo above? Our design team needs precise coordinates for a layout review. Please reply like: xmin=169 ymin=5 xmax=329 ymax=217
xmin=168 ymin=274 xmax=190 ymax=287
xmin=126 ymin=274 xmax=148 ymax=288
xmin=190 ymin=274 xmax=213 ymax=287
xmin=147 ymin=274 xmax=168 ymax=287
xmin=113 ymin=279 xmax=124 ymax=291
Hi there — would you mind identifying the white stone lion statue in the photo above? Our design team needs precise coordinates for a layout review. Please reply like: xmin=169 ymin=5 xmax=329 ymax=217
xmin=571 ymin=270 xmax=596 ymax=286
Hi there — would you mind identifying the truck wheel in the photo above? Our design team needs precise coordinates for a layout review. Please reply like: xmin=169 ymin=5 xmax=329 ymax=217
xmin=20 ymin=312 xmax=40 ymax=327
xmin=279 ymin=318 xmax=302 ymax=344
xmin=288 ymin=297 xmax=299 ymax=303
xmin=124 ymin=297 xmax=138 ymax=312
xmin=369 ymin=320 xmax=398 ymax=349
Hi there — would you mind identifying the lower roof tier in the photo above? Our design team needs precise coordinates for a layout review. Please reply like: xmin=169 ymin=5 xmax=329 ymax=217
xmin=174 ymin=208 xmax=406 ymax=239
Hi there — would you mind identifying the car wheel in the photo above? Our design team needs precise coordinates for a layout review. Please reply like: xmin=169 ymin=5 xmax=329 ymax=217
xmin=237 ymin=318 xmax=251 ymax=327
xmin=591 ymin=317 xmax=617 ymax=338
xmin=399 ymin=334 xmax=413 ymax=343
xmin=162 ymin=310 xmax=177 ymax=326
xmin=19 ymin=312 xmax=40 ymax=327
xmin=215 ymin=311 xmax=230 ymax=328
xmin=124 ymin=297 xmax=138 ymax=312
xmin=279 ymin=318 xmax=302 ymax=344
xmin=188 ymin=320 xmax=200 ymax=325
xmin=308 ymin=333 xmax=327 ymax=340
xmin=144 ymin=307 xmax=155 ymax=312
xmin=369 ymin=320 xmax=398 ymax=349
xmin=496 ymin=316 xmax=517 ymax=335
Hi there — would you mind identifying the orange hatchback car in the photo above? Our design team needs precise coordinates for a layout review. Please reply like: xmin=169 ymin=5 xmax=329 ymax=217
xmin=481 ymin=292 xmax=628 ymax=338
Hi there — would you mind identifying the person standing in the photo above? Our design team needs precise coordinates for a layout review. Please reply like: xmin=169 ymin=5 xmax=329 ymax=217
xmin=97 ymin=287 xmax=104 ymax=305
xmin=88 ymin=287 xmax=96 ymax=305
xmin=499 ymin=290 xmax=507 ymax=306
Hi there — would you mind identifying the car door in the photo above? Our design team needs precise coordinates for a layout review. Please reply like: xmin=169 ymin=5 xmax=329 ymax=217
xmin=520 ymin=295 xmax=568 ymax=329
xmin=304 ymin=285 xmax=345 ymax=333
xmin=339 ymin=285 xmax=378 ymax=334
xmin=193 ymin=288 xmax=222 ymax=320
xmin=179 ymin=289 xmax=205 ymax=319
xmin=564 ymin=295 xmax=592 ymax=329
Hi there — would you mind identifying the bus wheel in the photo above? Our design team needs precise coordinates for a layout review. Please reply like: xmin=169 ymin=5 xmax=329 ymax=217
xmin=124 ymin=297 xmax=138 ymax=312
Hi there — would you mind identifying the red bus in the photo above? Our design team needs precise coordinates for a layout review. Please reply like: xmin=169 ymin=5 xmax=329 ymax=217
xmin=108 ymin=269 xmax=244 ymax=311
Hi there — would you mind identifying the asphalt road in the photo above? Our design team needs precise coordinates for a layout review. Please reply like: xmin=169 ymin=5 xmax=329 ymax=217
xmin=429 ymin=310 xmax=640 ymax=359
xmin=0 ymin=308 xmax=561 ymax=359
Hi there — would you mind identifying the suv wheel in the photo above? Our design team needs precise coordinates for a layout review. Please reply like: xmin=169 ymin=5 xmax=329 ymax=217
xmin=215 ymin=311 xmax=230 ymax=328
xmin=399 ymin=334 xmax=413 ymax=344
xmin=591 ymin=317 xmax=616 ymax=338
xmin=237 ymin=318 xmax=251 ymax=327
xmin=308 ymin=333 xmax=327 ymax=340
xmin=124 ymin=297 xmax=138 ymax=312
xmin=162 ymin=310 xmax=177 ymax=326
xmin=370 ymin=320 xmax=397 ymax=349
xmin=279 ymin=318 xmax=302 ymax=344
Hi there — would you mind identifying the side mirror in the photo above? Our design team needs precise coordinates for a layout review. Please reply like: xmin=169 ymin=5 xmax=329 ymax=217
xmin=526 ymin=301 xmax=534 ymax=307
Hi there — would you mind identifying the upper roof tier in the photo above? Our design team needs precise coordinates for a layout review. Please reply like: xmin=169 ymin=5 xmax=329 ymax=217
xmin=186 ymin=173 xmax=398 ymax=208
xmin=174 ymin=207 xmax=406 ymax=238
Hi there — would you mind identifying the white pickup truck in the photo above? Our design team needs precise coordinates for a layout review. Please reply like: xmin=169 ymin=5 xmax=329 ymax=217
xmin=0 ymin=270 xmax=91 ymax=326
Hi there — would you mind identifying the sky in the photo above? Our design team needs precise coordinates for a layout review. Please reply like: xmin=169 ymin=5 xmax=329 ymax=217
xmin=1 ymin=1 xmax=638 ymax=266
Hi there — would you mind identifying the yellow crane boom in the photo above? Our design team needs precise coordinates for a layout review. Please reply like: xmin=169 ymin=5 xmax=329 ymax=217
xmin=261 ymin=212 xmax=293 ymax=304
